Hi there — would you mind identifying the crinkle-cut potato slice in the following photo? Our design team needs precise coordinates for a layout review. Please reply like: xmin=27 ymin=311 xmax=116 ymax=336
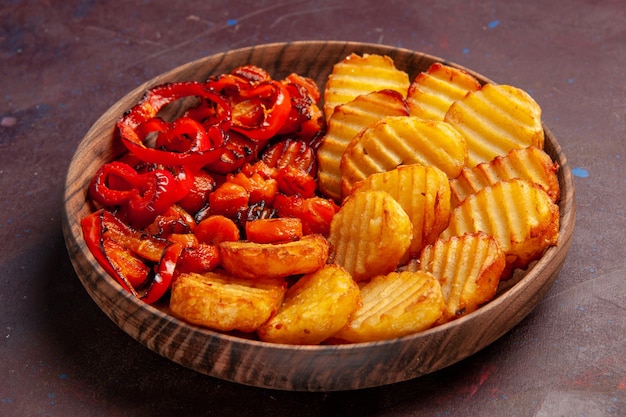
xmin=340 ymin=116 xmax=467 ymax=197
xmin=440 ymin=178 xmax=559 ymax=277
xmin=328 ymin=190 xmax=413 ymax=282
xmin=351 ymin=164 xmax=451 ymax=261
xmin=323 ymin=53 xmax=410 ymax=122
xmin=450 ymin=145 xmax=560 ymax=207
xmin=444 ymin=83 xmax=544 ymax=168
xmin=170 ymin=271 xmax=286 ymax=333
xmin=414 ymin=232 xmax=505 ymax=323
xmin=407 ymin=62 xmax=482 ymax=121
xmin=218 ymin=234 xmax=329 ymax=280
xmin=257 ymin=264 xmax=361 ymax=345
xmin=317 ymin=90 xmax=409 ymax=201
xmin=333 ymin=270 xmax=445 ymax=343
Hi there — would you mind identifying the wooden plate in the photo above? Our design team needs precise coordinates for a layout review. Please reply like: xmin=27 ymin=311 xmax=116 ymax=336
xmin=62 ymin=41 xmax=575 ymax=391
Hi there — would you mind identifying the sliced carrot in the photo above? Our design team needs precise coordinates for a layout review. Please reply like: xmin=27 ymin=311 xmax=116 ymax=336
xmin=276 ymin=165 xmax=317 ymax=198
xmin=245 ymin=218 xmax=303 ymax=244
xmin=195 ymin=215 xmax=241 ymax=245
xmin=208 ymin=182 xmax=249 ymax=217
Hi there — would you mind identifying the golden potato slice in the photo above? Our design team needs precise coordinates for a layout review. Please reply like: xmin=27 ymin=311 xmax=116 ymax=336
xmin=450 ymin=145 xmax=560 ymax=207
xmin=323 ymin=53 xmax=410 ymax=121
xmin=340 ymin=116 xmax=467 ymax=197
xmin=351 ymin=164 xmax=451 ymax=261
xmin=407 ymin=62 xmax=482 ymax=121
xmin=328 ymin=190 xmax=412 ymax=281
xmin=257 ymin=264 xmax=361 ymax=345
xmin=444 ymin=83 xmax=544 ymax=168
xmin=218 ymin=234 xmax=330 ymax=280
xmin=440 ymin=178 xmax=559 ymax=277
xmin=333 ymin=270 xmax=444 ymax=343
xmin=317 ymin=90 xmax=409 ymax=201
xmin=170 ymin=271 xmax=286 ymax=333
xmin=415 ymin=232 xmax=505 ymax=323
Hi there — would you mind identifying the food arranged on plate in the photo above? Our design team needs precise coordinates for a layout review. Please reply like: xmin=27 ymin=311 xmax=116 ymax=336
xmin=81 ymin=53 xmax=560 ymax=344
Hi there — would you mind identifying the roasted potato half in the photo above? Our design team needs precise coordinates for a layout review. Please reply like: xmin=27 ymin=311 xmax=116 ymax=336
xmin=218 ymin=234 xmax=330 ymax=280
xmin=317 ymin=89 xmax=409 ymax=201
xmin=328 ymin=190 xmax=413 ymax=281
xmin=340 ymin=116 xmax=467 ymax=196
xmin=444 ymin=83 xmax=544 ymax=168
xmin=450 ymin=145 xmax=560 ymax=207
xmin=351 ymin=164 xmax=451 ymax=261
xmin=415 ymin=232 xmax=505 ymax=323
xmin=170 ymin=271 xmax=286 ymax=333
xmin=407 ymin=62 xmax=481 ymax=121
xmin=440 ymin=178 xmax=559 ymax=277
xmin=323 ymin=53 xmax=410 ymax=121
xmin=257 ymin=264 xmax=361 ymax=345
xmin=333 ymin=270 xmax=445 ymax=343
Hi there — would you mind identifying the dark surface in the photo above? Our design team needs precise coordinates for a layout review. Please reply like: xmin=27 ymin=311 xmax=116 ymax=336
xmin=1 ymin=1 xmax=624 ymax=416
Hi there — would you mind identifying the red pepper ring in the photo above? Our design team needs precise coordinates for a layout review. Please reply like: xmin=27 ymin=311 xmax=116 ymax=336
xmin=210 ymin=79 xmax=292 ymax=142
xmin=117 ymin=82 xmax=231 ymax=169
xmin=89 ymin=161 xmax=195 ymax=229
xmin=89 ymin=161 xmax=140 ymax=206
xmin=125 ymin=169 xmax=187 ymax=229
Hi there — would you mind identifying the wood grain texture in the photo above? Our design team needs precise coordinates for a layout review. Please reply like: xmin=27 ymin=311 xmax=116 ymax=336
xmin=62 ymin=41 xmax=575 ymax=391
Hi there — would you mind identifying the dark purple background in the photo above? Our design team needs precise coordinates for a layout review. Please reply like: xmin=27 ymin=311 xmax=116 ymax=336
xmin=1 ymin=1 xmax=624 ymax=416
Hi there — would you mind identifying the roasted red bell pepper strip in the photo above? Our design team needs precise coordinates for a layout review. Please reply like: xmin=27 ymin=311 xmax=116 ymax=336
xmin=176 ymin=169 xmax=215 ymax=215
xmin=140 ymin=242 xmax=183 ymax=305
xmin=102 ymin=238 xmax=151 ymax=289
xmin=277 ymin=74 xmax=324 ymax=140
xmin=100 ymin=209 xmax=168 ymax=262
xmin=81 ymin=209 xmax=183 ymax=304
xmin=176 ymin=243 xmax=221 ymax=274
xmin=117 ymin=82 xmax=230 ymax=169
xmin=81 ymin=210 xmax=142 ymax=297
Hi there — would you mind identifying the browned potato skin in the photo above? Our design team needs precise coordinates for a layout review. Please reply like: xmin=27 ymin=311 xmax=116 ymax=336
xmin=218 ymin=234 xmax=330 ymax=280
xmin=170 ymin=271 xmax=286 ymax=333
xmin=257 ymin=264 xmax=361 ymax=345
